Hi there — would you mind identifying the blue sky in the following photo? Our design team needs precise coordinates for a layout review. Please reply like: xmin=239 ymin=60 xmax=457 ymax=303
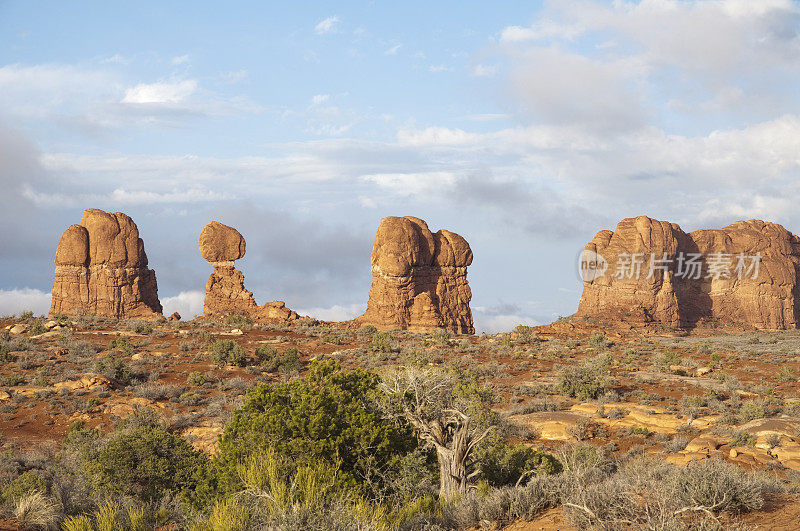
xmin=1 ymin=0 xmax=800 ymax=331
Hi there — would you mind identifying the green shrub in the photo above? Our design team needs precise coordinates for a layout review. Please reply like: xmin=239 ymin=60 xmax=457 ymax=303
xmin=257 ymin=345 xmax=301 ymax=374
xmin=657 ymin=350 xmax=683 ymax=367
xmin=28 ymin=319 xmax=47 ymax=336
xmin=109 ymin=337 xmax=136 ymax=357
xmin=357 ymin=325 xmax=377 ymax=338
xmin=479 ymin=443 xmax=561 ymax=487
xmin=225 ymin=314 xmax=253 ymax=329
xmin=738 ymin=401 xmax=767 ymax=423
xmin=179 ymin=391 xmax=203 ymax=406
xmin=513 ymin=325 xmax=538 ymax=344
xmin=321 ymin=333 xmax=343 ymax=345
xmin=587 ymin=331 xmax=609 ymax=348
xmin=215 ymin=359 xmax=419 ymax=498
xmin=429 ymin=329 xmax=452 ymax=347
xmin=2 ymin=471 xmax=47 ymax=503
xmin=211 ymin=339 xmax=248 ymax=367
xmin=556 ymin=354 xmax=612 ymax=400
xmin=94 ymin=354 xmax=132 ymax=383
xmin=369 ymin=331 xmax=396 ymax=353
xmin=64 ymin=415 xmax=210 ymax=503
xmin=187 ymin=371 xmax=207 ymax=386
xmin=2 ymin=375 xmax=25 ymax=386
xmin=731 ymin=431 xmax=757 ymax=447
xmin=125 ymin=320 xmax=153 ymax=335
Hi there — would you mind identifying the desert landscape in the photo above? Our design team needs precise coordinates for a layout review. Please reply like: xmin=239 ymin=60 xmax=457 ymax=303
xmin=3 ymin=1 xmax=800 ymax=529
xmin=0 ymin=210 xmax=800 ymax=529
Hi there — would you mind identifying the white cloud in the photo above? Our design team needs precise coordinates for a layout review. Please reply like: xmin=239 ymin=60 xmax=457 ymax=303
xmin=311 ymin=94 xmax=330 ymax=105
xmin=121 ymin=79 xmax=197 ymax=104
xmin=428 ymin=64 xmax=450 ymax=73
xmin=161 ymin=290 xmax=204 ymax=319
xmin=471 ymin=64 xmax=497 ymax=77
xmin=358 ymin=196 xmax=377 ymax=208
xmin=171 ymin=54 xmax=191 ymax=65
xmin=397 ymin=126 xmax=481 ymax=146
xmin=384 ymin=44 xmax=402 ymax=55
xmin=0 ymin=288 xmax=51 ymax=317
xmin=362 ymin=172 xmax=458 ymax=196
xmin=99 ymin=54 xmax=129 ymax=65
xmin=500 ymin=19 xmax=585 ymax=43
xmin=474 ymin=312 xmax=539 ymax=334
xmin=216 ymin=70 xmax=249 ymax=84
xmin=22 ymin=186 xmax=232 ymax=207
xmin=0 ymin=64 xmax=258 ymax=132
xmin=295 ymin=303 xmax=363 ymax=322
xmin=315 ymin=16 xmax=340 ymax=35
xmin=495 ymin=0 xmax=800 ymax=125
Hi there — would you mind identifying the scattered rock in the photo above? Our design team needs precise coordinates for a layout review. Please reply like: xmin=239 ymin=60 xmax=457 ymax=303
xmin=669 ymin=364 xmax=693 ymax=374
xmin=50 ymin=209 xmax=163 ymax=319
xmin=578 ymin=216 xmax=800 ymax=329
xmin=9 ymin=324 xmax=28 ymax=335
xmin=182 ymin=426 xmax=223 ymax=455
xmin=509 ymin=411 xmax=588 ymax=441
xmin=696 ymin=366 xmax=712 ymax=377
xmin=53 ymin=374 xmax=113 ymax=393
xmin=168 ymin=312 xmax=181 ymax=321
xmin=358 ymin=216 xmax=474 ymax=333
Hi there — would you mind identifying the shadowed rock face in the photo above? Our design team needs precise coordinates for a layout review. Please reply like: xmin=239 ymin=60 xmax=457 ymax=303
xmin=199 ymin=221 xmax=298 ymax=322
xmin=359 ymin=216 xmax=474 ymax=334
xmin=50 ymin=209 xmax=162 ymax=319
xmin=578 ymin=216 xmax=800 ymax=330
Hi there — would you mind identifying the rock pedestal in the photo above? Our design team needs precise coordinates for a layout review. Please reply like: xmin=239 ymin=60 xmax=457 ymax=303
xmin=199 ymin=221 xmax=298 ymax=322
xmin=50 ymin=209 xmax=162 ymax=319
xmin=359 ymin=216 xmax=474 ymax=334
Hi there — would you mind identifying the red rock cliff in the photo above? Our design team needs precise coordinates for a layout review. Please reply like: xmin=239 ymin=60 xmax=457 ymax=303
xmin=578 ymin=216 xmax=800 ymax=330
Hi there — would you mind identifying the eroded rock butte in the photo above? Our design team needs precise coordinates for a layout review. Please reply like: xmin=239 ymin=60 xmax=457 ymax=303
xmin=50 ymin=209 xmax=162 ymax=319
xmin=578 ymin=216 xmax=800 ymax=329
xmin=358 ymin=216 xmax=474 ymax=334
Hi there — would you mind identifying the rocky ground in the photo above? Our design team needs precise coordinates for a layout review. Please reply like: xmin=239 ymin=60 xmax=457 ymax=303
xmin=3 ymin=312 xmax=800 ymax=528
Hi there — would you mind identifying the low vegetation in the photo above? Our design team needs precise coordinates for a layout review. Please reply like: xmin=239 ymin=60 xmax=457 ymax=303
xmin=0 ymin=312 xmax=799 ymax=529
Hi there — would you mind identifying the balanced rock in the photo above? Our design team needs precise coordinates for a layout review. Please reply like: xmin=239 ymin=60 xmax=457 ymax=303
xmin=358 ymin=216 xmax=474 ymax=334
xmin=50 ymin=209 xmax=162 ymax=319
xmin=578 ymin=216 xmax=800 ymax=329
xmin=199 ymin=221 xmax=298 ymax=322
xmin=199 ymin=221 xmax=246 ymax=263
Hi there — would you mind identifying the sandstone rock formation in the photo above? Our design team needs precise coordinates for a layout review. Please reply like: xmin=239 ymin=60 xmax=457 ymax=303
xmin=199 ymin=221 xmax=298 ymax=322
xmin=578 ymin=216 xmax=800 ymax=330
xmin=359 ymin=216 xmax=474 ymax=334
xmin=50 ymin=209 xmax=162 ymax=319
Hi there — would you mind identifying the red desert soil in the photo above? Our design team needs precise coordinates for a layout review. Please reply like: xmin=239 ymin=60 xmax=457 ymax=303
xmin=4 ymin=313 xmax=800 ymax=527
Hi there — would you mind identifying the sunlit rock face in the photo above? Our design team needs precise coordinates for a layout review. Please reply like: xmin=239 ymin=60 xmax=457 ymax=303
xmin=359 ymin=216 xmax=474 ymax=334
xmin=50 ymin=209 xmax=162 ymax=319
xmin=199 ymin=221 xmax=298 ymax=322
xmin=578 ymin=216 xmax=800 ymax=330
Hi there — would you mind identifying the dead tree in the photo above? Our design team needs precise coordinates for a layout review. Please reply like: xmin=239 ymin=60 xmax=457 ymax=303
xmin=380 ymin=367 xmax=494 ymax=501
